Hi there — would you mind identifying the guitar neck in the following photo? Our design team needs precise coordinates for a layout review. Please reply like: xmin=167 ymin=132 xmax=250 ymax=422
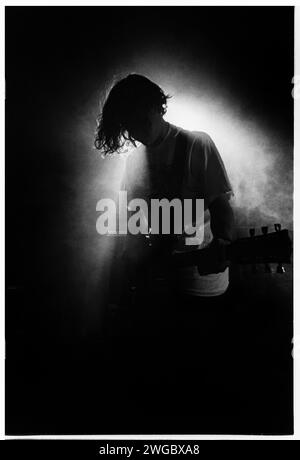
xmin=171 ymin=229 xmax=292 ymax=267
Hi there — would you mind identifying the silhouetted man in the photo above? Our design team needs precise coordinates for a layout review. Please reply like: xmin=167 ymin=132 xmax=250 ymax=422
xmin=95 ymin=73 xmax=235 ymax=417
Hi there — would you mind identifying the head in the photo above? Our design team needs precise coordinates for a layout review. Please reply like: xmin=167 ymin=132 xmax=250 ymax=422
xmin=94 ymin=74 xmax=171 ymax=155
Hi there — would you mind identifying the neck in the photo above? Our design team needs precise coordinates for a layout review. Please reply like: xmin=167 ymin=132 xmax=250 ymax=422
xmin=148 ymin=120 xmax=170 ymax=148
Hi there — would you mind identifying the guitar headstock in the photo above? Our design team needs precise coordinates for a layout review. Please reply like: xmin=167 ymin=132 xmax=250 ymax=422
xmin=231 ymin=224 xmax=292 ymax=270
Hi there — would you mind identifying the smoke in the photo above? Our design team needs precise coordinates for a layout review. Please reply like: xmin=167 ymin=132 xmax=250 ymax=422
xmin=105 ymin=49 xmax=293 ymax=229
xmin=70 ymin=57 xmax=293 ymax=285
xmin=56 ymin=53 xmax=292 ymax=331
xmin=155 ymin=63 xmax=293 ymax=230
xmin=165 ymin=92 xmax=293 ymax=228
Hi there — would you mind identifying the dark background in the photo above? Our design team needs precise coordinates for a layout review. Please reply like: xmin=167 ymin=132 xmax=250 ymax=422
xmin=6 ymin=6 xmax=294 ymax=435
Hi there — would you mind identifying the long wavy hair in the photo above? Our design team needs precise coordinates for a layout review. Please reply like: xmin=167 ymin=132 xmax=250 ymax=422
xmin=94 ymin=74 xmax=171 ymax=156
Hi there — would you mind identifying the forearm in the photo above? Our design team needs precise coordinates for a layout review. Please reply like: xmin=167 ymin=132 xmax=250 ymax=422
xmin=187 ymin=194 xmax=235 ymax=275
xmin=209 ymin=194 xmax=235 ymax=242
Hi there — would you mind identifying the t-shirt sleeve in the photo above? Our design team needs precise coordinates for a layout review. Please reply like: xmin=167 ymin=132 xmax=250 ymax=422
xmin=189 ymin=132 xmax=233 ymax=208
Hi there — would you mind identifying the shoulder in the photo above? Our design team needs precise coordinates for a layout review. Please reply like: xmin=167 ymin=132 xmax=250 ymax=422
xmin=188 ymin=132 xmax=223 ymax=170
xmin=175 ymin=127 xmax=215 ymax=152
xmin=185 ymin=131 xmax=217 ymax=169
xmin=185 ymin=130 xmax=229 ymax=186
xmin=190 ymin=130 xmax=215 ymax=148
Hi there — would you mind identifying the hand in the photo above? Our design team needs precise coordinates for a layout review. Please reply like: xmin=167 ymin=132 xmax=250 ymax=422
xmin=197 ymin=238 xmax=231 ymax=276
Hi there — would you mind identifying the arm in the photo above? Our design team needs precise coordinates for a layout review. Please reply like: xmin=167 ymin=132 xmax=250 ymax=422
xmin=209 ymin=193 xmax=235 ymax=242
xmin=196 ymin=194 xmax=235 ymax=275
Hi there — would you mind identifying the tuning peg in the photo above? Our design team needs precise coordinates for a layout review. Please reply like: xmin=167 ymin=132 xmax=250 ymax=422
xmin=276 ymin=262 xmax=285 ymax=274
xmin=261 ymin=226 xmax=268 ymax=235
xmin=274 ymin=225 xmax=285 ymax=272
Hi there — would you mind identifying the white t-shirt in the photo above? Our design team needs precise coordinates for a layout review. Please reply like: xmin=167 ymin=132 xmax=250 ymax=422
xmin=121 ymin=123 xmax=233 ymax=297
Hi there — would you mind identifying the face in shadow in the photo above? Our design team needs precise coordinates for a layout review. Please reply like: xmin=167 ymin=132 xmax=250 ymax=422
xmin=125 ymin=108 xmax=164 ymax=146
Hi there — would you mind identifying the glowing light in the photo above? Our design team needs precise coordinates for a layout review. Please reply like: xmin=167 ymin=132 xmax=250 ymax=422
xmin=165 ymin=92 xmax=292 ymax=225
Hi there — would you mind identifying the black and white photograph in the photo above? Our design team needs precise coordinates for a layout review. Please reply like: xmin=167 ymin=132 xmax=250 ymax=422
xmin=4 ymin=3 xmax=295 ymax=438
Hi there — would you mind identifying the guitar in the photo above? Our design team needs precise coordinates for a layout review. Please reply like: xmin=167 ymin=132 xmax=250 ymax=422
xmin=171 ymin=225 xmax=292 ymax=273
xmin=129 ymin=224 xmax=292 ymax=278
xmin=108 ymin=224 xmax=292 ymax=306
